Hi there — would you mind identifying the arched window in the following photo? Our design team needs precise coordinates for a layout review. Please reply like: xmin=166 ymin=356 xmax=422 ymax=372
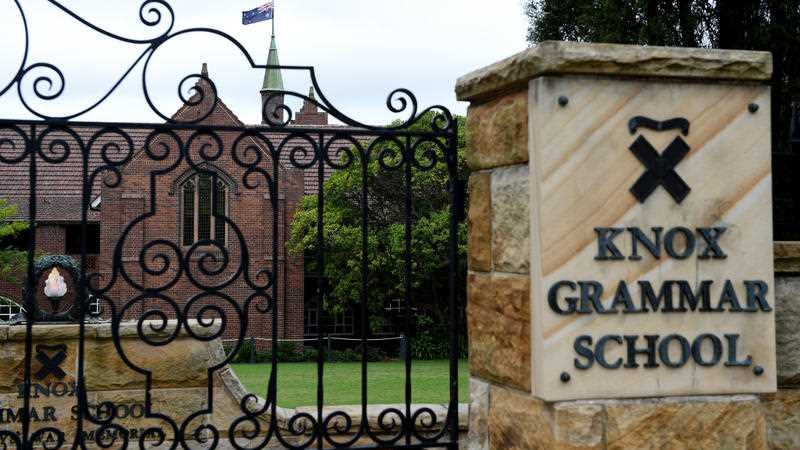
xmin=180 ymin=172 xmax=228 ymax=246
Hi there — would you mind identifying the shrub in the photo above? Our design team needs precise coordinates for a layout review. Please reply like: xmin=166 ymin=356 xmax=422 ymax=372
xmin=274 ymin=342 xmax=305 ymax=362
xmin=249 ymin=342 xmax=317 ymax=363
xmin=329 ymin=348 xmax=360 ymax=362
xmin=255 ymin=350 xmax=272 ymax=363
xmin=365 ymin=346 xmax=386 ymax=362
xmin=302 ymin=348 xmax=319 ymax=362
xmin=408 ymin=314 xmax=468 ymax=360
xmin=227 ymin=339 xmax=256 ymax=364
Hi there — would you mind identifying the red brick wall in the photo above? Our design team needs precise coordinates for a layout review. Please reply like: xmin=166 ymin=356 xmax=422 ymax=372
xmin=35 ymin=225 xmax=65 ymax=254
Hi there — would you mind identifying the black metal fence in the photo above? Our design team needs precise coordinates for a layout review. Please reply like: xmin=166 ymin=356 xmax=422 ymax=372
xmin=0 ymin=1 xmax=462 ymax=449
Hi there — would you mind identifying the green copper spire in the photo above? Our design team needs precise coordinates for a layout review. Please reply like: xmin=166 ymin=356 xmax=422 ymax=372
xmin=261 ymin=35 xmax=284 ymax=91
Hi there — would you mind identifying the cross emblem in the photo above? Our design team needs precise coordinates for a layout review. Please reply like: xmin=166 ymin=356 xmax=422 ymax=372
xmin=628 ymin=116 xmax=692 ymax=204
xmin=34 ymin=344 xmax=67 ymax=380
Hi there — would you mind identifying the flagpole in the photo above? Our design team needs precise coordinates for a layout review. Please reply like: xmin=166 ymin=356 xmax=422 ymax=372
xmin=271 ymin=0 xmax=275 ymax=37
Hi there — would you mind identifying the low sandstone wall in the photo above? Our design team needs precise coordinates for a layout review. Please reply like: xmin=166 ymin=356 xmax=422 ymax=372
xmin=0 ymin=321 xmax=249 ymax=446
xmin=0 ymin=321 xmax=467 ymax=449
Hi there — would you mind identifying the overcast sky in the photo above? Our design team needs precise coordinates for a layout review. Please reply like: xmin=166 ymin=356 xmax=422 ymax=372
xmin=0 ymin=0 xmax=529 ymax=126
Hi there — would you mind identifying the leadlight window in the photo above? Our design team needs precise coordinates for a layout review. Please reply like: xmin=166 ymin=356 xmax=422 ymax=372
xmin=331 ymin=309 xmax=355 ymax=336
xmin=303 ymin=300 xmax=355 ymax=336
xmin=304 ymin=301 xmax=319 ymax=337
xmin=0 ymin=297 xmax=22 ymax=322
xmin=87 ymin=295 xmax=102 ymax=317
xmin=180 ymin=173 xmax=228 ymax=246
xmin=0 ymin=297 xmax=99 ymax=322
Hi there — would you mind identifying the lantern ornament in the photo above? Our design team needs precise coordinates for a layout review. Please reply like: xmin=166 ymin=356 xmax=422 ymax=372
xmin=44 ymin=267 xmax=67 ymax=298
xmin=19 ymin=255 xmax=83 ymax=323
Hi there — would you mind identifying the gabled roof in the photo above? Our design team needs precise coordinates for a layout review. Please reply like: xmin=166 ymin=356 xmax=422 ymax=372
xmin=0 ymin=68 xmax=366 ymax=222
xmin=0 ymin=121 xmax=342 ymax=222
xmin=0 ymin=127 xmax=151 ymax=221
xmin=130 ymin=73 xmax=291 ymax=176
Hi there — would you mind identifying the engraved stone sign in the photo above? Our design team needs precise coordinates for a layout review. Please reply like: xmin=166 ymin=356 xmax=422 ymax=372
xmin=0 ymin=321 xmax=250 ymax=447
xmin=529 ymin=75 xmax=777 ymax=400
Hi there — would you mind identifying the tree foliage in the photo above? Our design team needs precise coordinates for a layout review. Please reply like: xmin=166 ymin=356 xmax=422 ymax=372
xmin=0 ymin=199 xmax=28 ymax=283
xmin=525 ymin=0 xmax=800 ymax=152
xmin=288 ymin=113 xmax=467 ymax=335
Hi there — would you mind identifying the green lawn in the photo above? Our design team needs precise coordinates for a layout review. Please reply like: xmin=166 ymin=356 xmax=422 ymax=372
xmin=231 ymin=360 xmax=468 ymax=408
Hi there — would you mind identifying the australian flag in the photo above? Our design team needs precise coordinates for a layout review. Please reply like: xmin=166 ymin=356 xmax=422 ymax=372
xmin=242 ymin=2 xmax=274 ymax=25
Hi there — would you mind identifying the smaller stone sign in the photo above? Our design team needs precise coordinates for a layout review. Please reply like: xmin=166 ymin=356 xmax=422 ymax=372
xmin=0 ymin=321 xmax=248 ymax=447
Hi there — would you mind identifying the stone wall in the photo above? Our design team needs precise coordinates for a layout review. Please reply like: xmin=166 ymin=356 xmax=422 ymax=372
xmin=764 ymin=243 xmax=800 ymax=449
xmin=457 ymin=41 xmax=793 ymax=450
xmin=0 ymin=320 xmax=247 ymax=447
xmin=0 ymin=321 xmax=467 ymax=449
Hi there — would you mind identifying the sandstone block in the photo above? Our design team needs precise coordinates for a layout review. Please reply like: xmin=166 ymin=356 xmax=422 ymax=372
xmin=486 ymin=388 xmax=769 ymax=450
xmin=774 ymin=242 xmax=800 ymax=273
xmin=456 ymin=41 xmax=772 ymax=102
xmin=775 ymin=275 xmax=800 ymax=387
xmin=468 ymin=172 xmax=492 ymax=272
xmin=761 ymin=389 xmax=800 ymax=450
xmin=0 ymin=341 xmax=30 ymax=391
xmin=467 ymin=272 xmax=530 ymax=391
xmin=468 ymin=377 xmax=489 ymax=450
xmin=0 ymin=391 xmax=77 ymax=443
xmin=488 ymin=385 xmax=552 ymax=450
xmin=0 ymin=323 xmax=223 ymax=394
xmin=92 ymin=319 xmax=220 ymax=339
xmin=6 ymin=323 xmax=92 ymax=341
xmin=0 ymin=387 xmax=208 ymax=444
xmin=83 ymin=336 xmax=218 ymax=391
xmin=491 ymin=165 xmax=529 ymax=274
xmin=91 ymin=387 xmax=209 ymax=434
xmin=465 ymin=90 xmax=528 ymax=170
xmin=0 ymin=341 xmax=78 ymax=392
xmin=604 ymin=395 xmax=766 ymax=450
xmin=553 ymin=402 xmax=604 ymax=449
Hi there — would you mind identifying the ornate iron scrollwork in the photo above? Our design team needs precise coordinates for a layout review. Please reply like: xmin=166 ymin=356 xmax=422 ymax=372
xmin=0 ymin=1 xmax=461 ymax=450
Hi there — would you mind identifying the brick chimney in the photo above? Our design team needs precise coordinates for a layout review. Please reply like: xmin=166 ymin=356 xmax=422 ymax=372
xmin=294 ymin=86 xmax=329 ymax=126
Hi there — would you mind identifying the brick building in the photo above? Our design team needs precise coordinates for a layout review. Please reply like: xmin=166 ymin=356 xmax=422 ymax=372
xmin=0 ymin=37 xmax=344 ymax=343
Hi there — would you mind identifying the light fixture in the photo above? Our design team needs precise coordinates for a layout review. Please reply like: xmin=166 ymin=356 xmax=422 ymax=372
xmin=43 ymin=267 xmax=67 ymax=298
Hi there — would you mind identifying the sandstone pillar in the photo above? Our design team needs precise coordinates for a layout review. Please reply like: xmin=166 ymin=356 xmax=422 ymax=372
xmin=457 ymin=42 xmax=778 ymax=450
xmin=764 ymin=242 xmax=800 ymax=449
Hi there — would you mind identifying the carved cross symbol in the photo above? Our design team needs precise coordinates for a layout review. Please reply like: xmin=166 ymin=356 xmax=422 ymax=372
xmin=628 ymin=116 xmax=692 ymax=204
xmin=34 ymin=344 xmax=67 ymax=380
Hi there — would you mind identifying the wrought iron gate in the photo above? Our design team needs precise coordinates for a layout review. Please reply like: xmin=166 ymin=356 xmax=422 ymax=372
xmin=0 ymin=1 xmax=462 ymax=449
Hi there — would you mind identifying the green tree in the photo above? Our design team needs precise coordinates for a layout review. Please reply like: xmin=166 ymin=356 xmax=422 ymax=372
xmin=0 ymin=199 xmax=28 ymax=283
xmin=526 ymin=0 xmax=706 ymax=46
xmin=288 ymin=113 xmax=467 ymax=341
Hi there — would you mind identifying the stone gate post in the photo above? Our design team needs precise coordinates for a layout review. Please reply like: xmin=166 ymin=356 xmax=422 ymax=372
xmin=457 ymin=42 xmax=790 ymax=449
